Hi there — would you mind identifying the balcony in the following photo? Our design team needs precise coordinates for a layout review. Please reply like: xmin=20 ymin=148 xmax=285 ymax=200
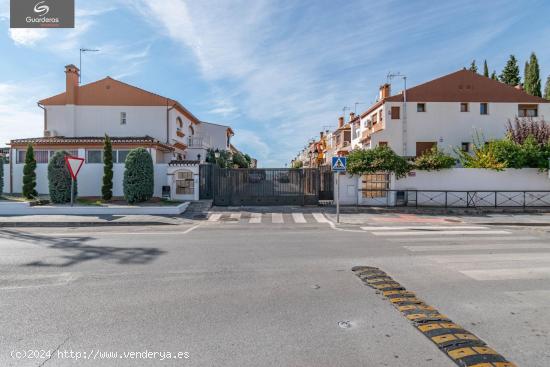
xmin=188 ymin=136 xmax=212 ymax=149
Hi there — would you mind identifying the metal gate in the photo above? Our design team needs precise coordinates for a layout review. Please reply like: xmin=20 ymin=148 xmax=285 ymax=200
xmin=319 ymin=165 xmax=334 ymax=201
xmin=209 ymin=167 xmax=322 ymax=206
xmin=199 ymin=164 xmax=213 ymax=199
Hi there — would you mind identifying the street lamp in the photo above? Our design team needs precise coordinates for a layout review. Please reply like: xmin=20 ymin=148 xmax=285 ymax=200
xmin=214 ymin=149 xmax=220 ymax=159
xmin=79 ymin=48 xmax=100 ymax=84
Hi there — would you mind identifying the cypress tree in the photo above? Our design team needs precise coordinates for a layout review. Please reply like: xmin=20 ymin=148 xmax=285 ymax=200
xmin=523 ymin=60 xmax=530 ymax=90
xmin=22 ymin=144 xmax=37 ymax=199
xmin=0 ymin=154 xmax=4 ymax=196
xmin=500 ymin=55 xmax=520 ymax=86
xmin=102 ymin=134 xmax=113 ymax=200
xmin=491 ymin=71 xmax=498 ymax=80
xmin=483 ymin=60 xmax=489 ymax=77
xmin=544 ymin=76 xmax=550 ymax=100
xmin=469 ymin=60 xmax=478 ymax=73
xmin=524 ymin=52 xmax=541 ymax=97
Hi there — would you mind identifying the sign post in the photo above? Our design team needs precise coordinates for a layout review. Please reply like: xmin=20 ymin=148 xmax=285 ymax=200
xmin=64 ymin=155 xmax=85 ymax=206
xmin=331 ymin=156 xmax=347 ymax=223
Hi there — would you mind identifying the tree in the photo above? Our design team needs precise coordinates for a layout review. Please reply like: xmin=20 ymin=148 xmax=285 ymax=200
xmin=22 ymin=144 xmax=37 ymax=199
xmin=0 ymin=155 xmax=4 ymax=196
xmin=500 ymin=55 xmax=520 ymax=86
xmin=232 ymin=151 xmax=251 ymax=168
xmin=469 ymin=60 xmax=478 ymax=73
xmin=491 ymin=71 xmax=498 ymax=80
xmin=205 ymin=149 xmax=232 ymax=168
xmin=48 ymin=151 xmax=76 ymax=203
xmin=524 ymin=52 xmax=542 ymax=97
xmin=102 ymin=134 xmax=113 ymax=200
xmin=413 ymin=147 xmax=456 ymax=171
xmin=544 ymin=76 xmax=550 ymax=100
xmin=123 ymin=148 xmax=154 ymax=204
xmin=483 ymin=60 xmax=489 ymax=77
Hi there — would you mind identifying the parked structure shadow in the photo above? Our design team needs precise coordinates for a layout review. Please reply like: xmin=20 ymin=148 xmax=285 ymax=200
xmin=0 ymin=229 xmax=165 ymax=267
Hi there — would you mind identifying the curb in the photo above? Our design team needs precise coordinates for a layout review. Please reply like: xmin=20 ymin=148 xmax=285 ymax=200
xmin=0 ymin=221 xmax=178 ymax=228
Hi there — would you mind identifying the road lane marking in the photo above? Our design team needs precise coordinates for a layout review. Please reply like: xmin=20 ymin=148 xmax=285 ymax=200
xmin=271 ymin=213 xmax=284 ymax=224
xmin=230 ymin=213 xmax=241 ymax=220
xmin=312 ymin=213 xmax=329 ymax=223
xmin=460 ymin=267 xmax=550 ymax=281
xmin=387 ymin=236 xmax=537 ymax=243
xmin=361 ymin=226 xmax=489 ymax=231
xmin=208 ymin=213 xmax=222 ymax=222
xmin=249 ymin=213 xmax=262 ymax=224
xmin=292 ymin=213 xmax=306 ymax=224
xmin=371 ymin=230 xmax=510 ymax=236
xmin=427 ymin=253 xmax=550 ymax=264
xmin=403 ymin=243 xmax=550 ymax=252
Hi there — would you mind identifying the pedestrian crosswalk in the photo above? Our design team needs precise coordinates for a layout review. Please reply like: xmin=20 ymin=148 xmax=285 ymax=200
xmin=364 ymin=224 xmax=550 ymax=283
xmin=205 ymin=212 xmax=332 ymax=225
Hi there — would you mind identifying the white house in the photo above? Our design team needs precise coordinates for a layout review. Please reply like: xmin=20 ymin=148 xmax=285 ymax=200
xmin=357 ymin=69 xmax=550 ymax=156
xmin=7 ymin=64 xmax=237 ymax=201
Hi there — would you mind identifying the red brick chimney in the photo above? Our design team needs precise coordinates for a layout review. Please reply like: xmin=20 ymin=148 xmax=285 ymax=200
xmin=338 ymin=116 xmax=344 ymax=128
xmin=379 ymin=83 xmax=391 ymax=100
xmin=65 ymin=64 xmax=79 ymax=104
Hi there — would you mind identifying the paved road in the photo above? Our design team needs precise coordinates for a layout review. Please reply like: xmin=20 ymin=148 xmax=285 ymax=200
xmin=0 ymin=212 xmax=549 ymax=366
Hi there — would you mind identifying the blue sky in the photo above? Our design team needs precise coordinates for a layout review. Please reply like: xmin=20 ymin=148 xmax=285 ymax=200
xmin=1 ymin=0 xmax=549 ymax=166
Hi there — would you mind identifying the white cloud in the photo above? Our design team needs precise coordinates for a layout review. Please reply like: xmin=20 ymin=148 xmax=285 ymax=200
xmin=8 ymin=28 xmax=48 ymax=46
xmin=0 ymin=83 xmax=44 ymax=146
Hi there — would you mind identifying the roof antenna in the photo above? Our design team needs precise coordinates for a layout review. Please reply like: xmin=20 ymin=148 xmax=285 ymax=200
xmin=79 ymin=48 xmax=100 ymax=84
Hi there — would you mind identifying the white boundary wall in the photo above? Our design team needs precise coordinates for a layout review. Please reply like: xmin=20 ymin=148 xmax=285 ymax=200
xmin=337 ymin=168 xmax=550 ymax=206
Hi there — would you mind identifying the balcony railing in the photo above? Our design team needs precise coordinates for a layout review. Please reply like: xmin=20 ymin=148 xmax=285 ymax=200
xmin=188 ymin=136 xmax=211 ymax=149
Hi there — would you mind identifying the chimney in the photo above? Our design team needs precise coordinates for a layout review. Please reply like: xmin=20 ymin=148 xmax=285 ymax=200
xmin=320 ymin=131 xmax=324 ymax=139
xmin=379 ymin=83 xmax=391 ymax=100
xmin=338 ymin=116 xmax=344 ymax=128
xmin=515 ymin=84 xmax=524 ymax=91
xmin=65 ymin=64 xmax=79 ymax=105
xmin=349 ymin=112 xmax=355 ymax=121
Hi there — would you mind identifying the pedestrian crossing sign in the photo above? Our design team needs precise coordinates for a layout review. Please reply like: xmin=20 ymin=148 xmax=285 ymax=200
xmin=331 ymin=157 xmax=347 ymax=172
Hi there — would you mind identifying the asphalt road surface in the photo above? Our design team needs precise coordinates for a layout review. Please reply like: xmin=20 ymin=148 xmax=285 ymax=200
xmin=1 ymin=212 xmax=549 ymax=366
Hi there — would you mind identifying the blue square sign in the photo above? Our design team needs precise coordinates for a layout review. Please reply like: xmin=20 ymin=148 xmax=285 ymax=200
xmin=331 ymin=157 xmax=347 ymax=172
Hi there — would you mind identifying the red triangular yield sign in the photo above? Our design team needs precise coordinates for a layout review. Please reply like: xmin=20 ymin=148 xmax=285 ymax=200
xmin=64 ymin=155 xmax=85 ymax=180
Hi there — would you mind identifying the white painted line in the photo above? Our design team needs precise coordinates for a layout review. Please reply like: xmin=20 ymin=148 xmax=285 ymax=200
xmin=371 ymin=230 xmax=511 ymax=236
xmin=461 ymin=267 xmax=550 ymax=281
xmin=249 ymin=213 xmax=262 ymax=224
xmin=42 ymin=225 xmax=202 ymax=236
xmin=403 ymin=243 xmax=550 ymax=252
xmin=388 ymin=236 xmax=537 ymax=243
xmin=230 ymin=213 xmax=241 ymax=220
xmin=292 ymin=213 xmax=307 ymax=224
xmin=271 ymin=213 xmax=284 ymax=224
xmin=427 ymin=253 xmax=550 ymax=264
xmin=361 ymin=226 xmax=488 ymax=231
xmin=208 ymin=213 xmax=222 ymax=222
xmin=312 ymin=213 xmax=330 ymax=223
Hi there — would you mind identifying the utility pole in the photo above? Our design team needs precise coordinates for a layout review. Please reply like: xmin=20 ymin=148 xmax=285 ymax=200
xmin=387 ymin=72 xmax=408 ymax=156
xmin=79 ymin=48 xmax=100 ymax=84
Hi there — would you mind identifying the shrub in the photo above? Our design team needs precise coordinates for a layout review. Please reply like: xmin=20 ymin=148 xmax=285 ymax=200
xmin=506 ymin=117 xmax=550 ymax=145
xmin=102 ymin=134 xmax=113 ymax=200
xmin=22 ymin=144 xmax=38 ymax=199
xmin=292 ymin=160 xmax=303 ymax=168
xmin=347 ymin=146 xmax=411 ymax=178
xmin=123 ymin=148 xmax=154 ymax=204
xmin=48 ymin=151 xmax=77 ymax=203
xmin=232 ymin=151 xmax=250 ymax=168
xmin=205 ymin=149 xmax=232 ymax=168
xmin=413 ymin=147 xmax=456 ymax=171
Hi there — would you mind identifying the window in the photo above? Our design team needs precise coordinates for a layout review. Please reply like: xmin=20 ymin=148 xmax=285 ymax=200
xmin=188 ymin=124 xmax=194 ymax=136
xmin=120 ymin=112 xmax=127 ymax=125
xmin=116 ymin=150 xmax=130 ymax=164
xmin=34 ymin=150 xmax=50 ymax=164
xmin=378 ymin=110 xmax=383 ymax=123
xmin=372 ymin=113 xmax=378 ymax=124
xmin=391 ymin=106 xmax=400 ymax=119
xmin=175 ymin=170 xmax=194 ymax=195
xmin=480 ymin=103 xmax=489 ymax=115
xmin=86 ymin=150 xmax=102 ymax=163
xmin=16 ymin=150 xmax=26 ymax=164
xmin=415 ymin=142 xmax=436 ymax=157
xmin=417 ymin=103 xmax=426 ymax=112
xmin=461 ymin=142 xmax=470 ymax=152
xmin=518 ymin=104 xmax=538 ymax=117
xmin=460 ymin=103 xmax=469 ymax=112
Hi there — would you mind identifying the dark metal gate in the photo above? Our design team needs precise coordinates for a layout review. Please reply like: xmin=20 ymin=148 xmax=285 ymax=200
xmin=208 ymin=167 xmax=323 ymax=206
xmin=319 ymin=165 xmax=334 ymax=201
xmin=199 ymin=164 xmax=213 ymax=199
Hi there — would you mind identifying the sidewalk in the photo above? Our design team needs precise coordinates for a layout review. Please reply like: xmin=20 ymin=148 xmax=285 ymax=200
xmin=0 ymin=214 xmax=190 ymax=227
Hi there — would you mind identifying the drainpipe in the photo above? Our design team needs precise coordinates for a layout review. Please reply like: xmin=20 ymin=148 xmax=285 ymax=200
xmin=166 ymin=100 xmax=177 ymax=144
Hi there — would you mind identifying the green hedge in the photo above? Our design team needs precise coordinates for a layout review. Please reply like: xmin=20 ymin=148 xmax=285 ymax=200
xmin=347 ymin=146 xmax=411 ymax=178
xmin=48 ymin=151 xmax=77 ymax=203
xmin=413 ymin=147 xmax=456 ymax=171
xmin=123 ymin=148 xmax=154 ymax=204
xmin=22 ymin=145 xmax=38 ymax=199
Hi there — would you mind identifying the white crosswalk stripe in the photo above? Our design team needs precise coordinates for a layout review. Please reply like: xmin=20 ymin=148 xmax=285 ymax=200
xmin=370 ymin=230 xmax=511 ymax=236
xmin=460 ymin=267 xmax=550 ymax=281
xmin=208 ymin=213 xmax=222 ymax=222
xmin=292 ymin=213 xmax=307 ymax=224
xmin=360 ymin=226 xmax=489 ymax=231
xmin=403 ymin=243 xmax=550 ymax=252
xmin=312 ymin=213 xmax=330 ymax=223
xmin=271 ymin=213 xmax=284 ymax=224
xmin=388 ymin=236 xmax=537 ymax=243
xmin=230 ymin=213 xmax=241 ymax=220
xmin=249 ymin=213 xmax=262 ymax=224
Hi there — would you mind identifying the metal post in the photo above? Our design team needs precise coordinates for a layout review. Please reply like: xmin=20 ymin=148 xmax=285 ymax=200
xmin=70 ymin=177 xmax=74 ymax=206
xmin=335 ymin=172 xmax=340 ymax=223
